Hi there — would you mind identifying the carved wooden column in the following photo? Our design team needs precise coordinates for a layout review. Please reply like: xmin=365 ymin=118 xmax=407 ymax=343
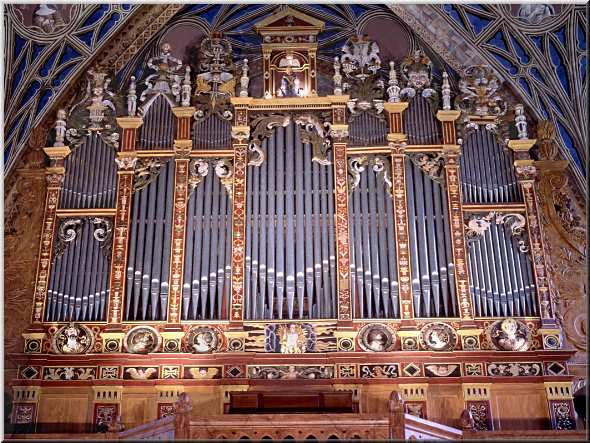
xmin=11 ymin=386 xmax=41 ymax=431
xmin=92 ymin=386 xmax=123 ymax=431
xmin=105 ymin=117 xmax=142 ymax=336
xmin=437 ymin=110 xmax=477 ymax=334
xmin=329 ymin=96 xmax=353 ymax=328
xmin=462 ymin=383 xmax=493 ymax=431
xmin=545 ymin=381 xmax=577 ymax=430
xmin=31 ymin=146 xmax=70 ymax=325
xmin=166 ymin=107 xmax=195 ymax=328
xmin=228 ymin=98 xmax=252 ymax=328
xmin=509 ymin=138 xmax=556 ymax=329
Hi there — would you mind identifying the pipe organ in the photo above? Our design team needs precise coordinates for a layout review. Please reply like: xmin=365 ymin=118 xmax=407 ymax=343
xmin=16 ymin=7 xmax=577 ymax=435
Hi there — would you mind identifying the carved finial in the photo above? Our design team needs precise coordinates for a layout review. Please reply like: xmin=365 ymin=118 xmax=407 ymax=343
xmin=127 ymin=76 xmax=137 ymax=117
xmin=240 ymin=58 xmax=249 ymax=97
xmin=182 ymin=67 xmax=191 ymax=107
xmin=442 ymin=71 xmax=451 ymax=110
xmin=54 ymin=109 xmax=67 ymax=147
xmin=514 ymin=103 xmax=528 ymax=139
xmin=333 ymin=56 xmax=343 ymax=96
xmin=387 ymin=61 xmax=400 ymax=103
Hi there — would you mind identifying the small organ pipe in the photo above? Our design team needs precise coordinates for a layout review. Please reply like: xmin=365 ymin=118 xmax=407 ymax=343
xmin=208 ymin=175 xmax=221 ymax=319
xmin=359 ymin=170 xmax=373 ymax=317
xmin=267 ymin=137 xmax=276 ymax=318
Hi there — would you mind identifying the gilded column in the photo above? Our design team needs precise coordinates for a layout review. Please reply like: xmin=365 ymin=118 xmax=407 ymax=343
xmin=329 ymin=97 xmax=352 ymax=325
xmin=228 ymin=98 xmax=252 ymax=326
xmin=166 ymin=107 xmax=195 ymax=326
xmin=509 ymin=138 xmax=555 ymax=328
xmin=31 ymin=146 xmax=70 ymax=324
xmin=106 ymin=117 xmax=142 ymax=331
xmin=383 ymin=103 xmax=415 ymax=331
xmin=437 ymin=110 xmax=476 ymax=326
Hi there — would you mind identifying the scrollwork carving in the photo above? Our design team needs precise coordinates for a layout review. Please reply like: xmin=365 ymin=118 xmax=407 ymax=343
xmin=133 ymin=158 xmax=163 ymax=192
xmin=187 ymin=158 xmax=209 ymax=197
xmin=249 ymin=114 xmax=291 ymax=166
xmin=89 ymin=217 xmax=113 ymax=259
xmin=65 ymin=70 xmax=122 ymax=150
xmin=193 ymin=33 xmax=235 ymax=122
xmin=400 ymin=50 xmax=438 ymax=111
xmin=214 ymin=158 xmax=234 ymax=199
xmin=408 ymin=152 xmax=445 ymax=183
xmin=54 ymin=218 xmax=83 ymax=258
xmin=294 ymin=113 xmax=332 ymax=165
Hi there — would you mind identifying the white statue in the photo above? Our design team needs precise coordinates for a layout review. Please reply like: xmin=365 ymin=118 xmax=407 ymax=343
xmin=239 ymin=59 xmax=249 ymax=97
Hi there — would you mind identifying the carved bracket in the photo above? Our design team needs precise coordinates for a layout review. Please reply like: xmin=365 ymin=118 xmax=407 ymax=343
xmin=408 ymin=152 xmax=445 ymax=184
xmin=465 ymin=212 xmax=529 ymax=253
xmin=133 ymin=158 xmax=163 ymax=192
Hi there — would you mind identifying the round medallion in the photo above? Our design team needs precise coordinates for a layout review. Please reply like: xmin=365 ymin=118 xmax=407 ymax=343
xmin=124 ymin=326 xmax=161 ymax=354
xmin=51 ymin=323 xmax=94 ymax=354
xmin=187 ymin=326 xmax=221 ymax=354
xmin=358 ymin=323 xmax=396 ymax=352
xmin=419 ymin=322 xmax=458 ymax=351
xmin=487 ymin=318 xmax=531 ymax=351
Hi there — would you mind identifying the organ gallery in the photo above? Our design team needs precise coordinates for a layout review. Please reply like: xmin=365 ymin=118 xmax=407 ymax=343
xmin=3 ymin=4 xmax=587 ymax=440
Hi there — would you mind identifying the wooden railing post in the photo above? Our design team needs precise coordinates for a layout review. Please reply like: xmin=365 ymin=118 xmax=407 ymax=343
xmin=173 ymin=392 xmax=193 ymax=440
xmin=388 ymin=390 xmax=405 ymax=440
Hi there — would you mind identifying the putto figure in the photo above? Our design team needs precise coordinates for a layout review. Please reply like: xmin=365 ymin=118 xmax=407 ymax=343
xmin=489 ymin=318 xmax=531 ymax=351
xmin=53 ymin=323 xmax=93 ymax=354
xmin=278 ymin=323 xmax=306 ymax=354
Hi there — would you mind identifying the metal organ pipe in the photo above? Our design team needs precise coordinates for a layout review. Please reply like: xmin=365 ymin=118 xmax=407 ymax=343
xmin=348 ymin=157 xmax=399 ymax=319
xmin=460 ymin=129 xmax=521 ymax=204
xmin=139 ymin=95 xmax=176 ymax=149
xmin=46 ymin=220 xmax=110 ymax=322
xmin=125 ymin=160 xmax=175 ymax=321
xmin=60 ymin=134 xmax=116 ymax=209
xmin=405 ymin=159 xmax=457 ymax=319
xmin=348 ymin=111 xmax=387 ymax=147
xmin=467 ymin=217 xmax=538 ymax=317
xmin=244 ymin=122 xmax=336 ymax=320
xmin=403 ymin=96 xmax=441 ymax=145
xmin=193 ymin=115 xmax=232 ymax=150
xmin=182 ymin=157 xmax=233 ymax=321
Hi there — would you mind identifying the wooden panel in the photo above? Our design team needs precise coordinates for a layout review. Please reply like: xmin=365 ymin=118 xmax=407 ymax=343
xmin=121 ymin=393 xmax=158 ymax=430
xmin=360 ymin=385 xmax=394 ymax=414
xmin=491 ymin=383 xmax=550 ymax=430
xmin=426 ymin=384 xmax=463 ymax=429
xmin=37 ymin=394 xmax=89 ymax=427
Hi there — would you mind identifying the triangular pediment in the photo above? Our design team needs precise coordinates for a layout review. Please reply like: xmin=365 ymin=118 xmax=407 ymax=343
xmin=255 ymin=7 xmax=325 ymax=33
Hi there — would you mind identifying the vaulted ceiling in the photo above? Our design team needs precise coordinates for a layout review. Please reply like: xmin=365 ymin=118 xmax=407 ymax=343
xmin=3 ymin=3 xmax=587 ymax=190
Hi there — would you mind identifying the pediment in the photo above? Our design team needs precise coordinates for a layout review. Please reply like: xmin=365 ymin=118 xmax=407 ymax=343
xmin=254 ymin=7 xmax=324 ymax=33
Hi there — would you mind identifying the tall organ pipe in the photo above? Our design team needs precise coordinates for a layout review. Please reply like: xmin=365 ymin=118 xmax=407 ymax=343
xmin=182 ymin=163 xmax=232 ymax=321
xmin=244 ymin=122 xmax=335 ymax=319
xmin=349 ymin=157 xmax=399 ymax=319
xmin=125 ymin=160 xmax=175 ymax=321
xmin=405 ymin=159 xmax=457 ymax=318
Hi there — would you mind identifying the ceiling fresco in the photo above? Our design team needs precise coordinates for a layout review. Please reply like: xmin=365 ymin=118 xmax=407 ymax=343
xmin=3 ymin=3 xmax=587 ymax=186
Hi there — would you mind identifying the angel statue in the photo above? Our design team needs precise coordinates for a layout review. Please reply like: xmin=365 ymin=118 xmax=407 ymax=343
xmin=278 ymin=323 xmax=306 ymax=354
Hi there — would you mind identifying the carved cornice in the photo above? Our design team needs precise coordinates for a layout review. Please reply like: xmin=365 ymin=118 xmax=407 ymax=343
xmin=116 ymin=117 xmax=144 ymax=130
